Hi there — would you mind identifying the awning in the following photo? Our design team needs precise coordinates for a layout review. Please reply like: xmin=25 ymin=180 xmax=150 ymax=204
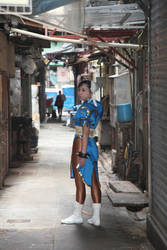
xmin=42 ymin=42 xmax=84 ymax=57
xmin=0 ymin=0 xmax=78 ymax=16
xmin=34 ymin=3 xmax=145 ymax=35
xmin=32 ymin=0 xmax=76 ymax=15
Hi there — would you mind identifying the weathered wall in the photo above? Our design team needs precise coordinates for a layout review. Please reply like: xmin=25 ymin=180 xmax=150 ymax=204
xmin=0 ymin=32 xmax=15 ymax=77
xmin=0 ymin=32 xmax=15 ymax=187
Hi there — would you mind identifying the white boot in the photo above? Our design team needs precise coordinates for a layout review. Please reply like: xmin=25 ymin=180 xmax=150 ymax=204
xmin=88 ymin=203 xmax=101 ymax=226
xmin=61 ymin=201 xmax=83 ymax=224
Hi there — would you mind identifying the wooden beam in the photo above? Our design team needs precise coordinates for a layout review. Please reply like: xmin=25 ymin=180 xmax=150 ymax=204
xmin=23 ymin=19 xmax=44 ymax=29
xmin=97 ymin=35 xmax=137 ymax=70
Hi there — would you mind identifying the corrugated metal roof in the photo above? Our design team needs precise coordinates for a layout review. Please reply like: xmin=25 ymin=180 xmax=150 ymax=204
xmin=85 ymin=4 xmax=145 ymax=29
xmin=34 ymin=0 xmax=85 ymax=34
xmin=0 ymin=0 xmax=76 ymax=15
xmin=34 ymin=2 xmax=145 ymax=34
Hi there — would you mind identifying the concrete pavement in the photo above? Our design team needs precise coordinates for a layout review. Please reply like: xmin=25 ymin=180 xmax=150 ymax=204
xmin=0 ymin=121 xmax=154 ymax=250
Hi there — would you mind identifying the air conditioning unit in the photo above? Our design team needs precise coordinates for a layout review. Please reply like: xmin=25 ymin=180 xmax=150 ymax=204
xmin=0 ymin=0 xmax=32 ymax=14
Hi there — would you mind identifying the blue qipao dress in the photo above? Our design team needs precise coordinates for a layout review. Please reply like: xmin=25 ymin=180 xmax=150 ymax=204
xmin=70 ymin=99 xmax=103 ymax=186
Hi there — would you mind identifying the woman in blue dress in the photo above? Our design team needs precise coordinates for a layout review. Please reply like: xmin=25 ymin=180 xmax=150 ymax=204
xmin=61 ymin=80 xmax=103 ymax=226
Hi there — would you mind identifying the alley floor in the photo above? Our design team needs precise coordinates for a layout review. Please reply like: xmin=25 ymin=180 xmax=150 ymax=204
xmin=0 ymin=121 xmax=154 ymax=250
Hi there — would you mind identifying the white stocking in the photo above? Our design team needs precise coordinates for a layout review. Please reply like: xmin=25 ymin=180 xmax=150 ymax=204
xmin=88 ymin=203 xmax=101 ymax=226
xmin=61 ymin=201 xmax=83 ymax=224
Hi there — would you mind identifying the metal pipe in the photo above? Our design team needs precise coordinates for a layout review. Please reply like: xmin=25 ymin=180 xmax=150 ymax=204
xmin=147 ymin=0 xmax=152 ymax=208
xmin=11 ymin=27 xmax=143 ymax=49
xmin=11 ymin=27 xmax=85 ymax=44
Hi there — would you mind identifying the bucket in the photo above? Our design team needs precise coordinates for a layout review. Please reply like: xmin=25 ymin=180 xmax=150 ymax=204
xmin=117 ymin=103 xmax=132 ymax=122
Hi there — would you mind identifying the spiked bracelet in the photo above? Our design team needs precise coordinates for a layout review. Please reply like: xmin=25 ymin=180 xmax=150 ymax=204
xmin=77 ymin=152 xmax=89 ymax=158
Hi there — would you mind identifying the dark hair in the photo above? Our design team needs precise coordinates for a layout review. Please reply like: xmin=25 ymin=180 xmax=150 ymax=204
xmin=78 ymin=80 xmax=91 ymax=89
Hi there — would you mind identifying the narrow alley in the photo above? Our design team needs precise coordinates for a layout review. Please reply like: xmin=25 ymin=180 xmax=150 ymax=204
xmin=0 ymin=122 xmax=154 ymax=250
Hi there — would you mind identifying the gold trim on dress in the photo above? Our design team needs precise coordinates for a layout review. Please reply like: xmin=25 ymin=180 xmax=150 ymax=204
xmin=76 ymin=164 xmax=91 ymax=187
xmin=75 ymin=126 xmax=95 ymax=138
xmin=80 ymin=106 xmax=90 ymax=118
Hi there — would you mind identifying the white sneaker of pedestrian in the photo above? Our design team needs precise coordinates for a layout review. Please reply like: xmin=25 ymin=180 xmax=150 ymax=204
xmin=88 ymin=203 xmax=101 ymax=226
xmin=61 ymin=201 xmax=83 ymax=224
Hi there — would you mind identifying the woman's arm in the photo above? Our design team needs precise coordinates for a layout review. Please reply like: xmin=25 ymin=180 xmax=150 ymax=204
xmin=81 ymin=123 xmax=90 ymax=153
xmin=78 ymin=123 xmax=90 ymax=167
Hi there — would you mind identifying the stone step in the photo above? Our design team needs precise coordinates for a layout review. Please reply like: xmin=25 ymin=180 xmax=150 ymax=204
xmin=107 ymin=180 xmax=149 ymax=208
xmin=109 ymin=180 xmax=141 ymax=193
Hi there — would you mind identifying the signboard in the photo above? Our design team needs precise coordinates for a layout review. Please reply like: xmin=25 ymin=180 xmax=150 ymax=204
xmin=0 ymin=0 xmax=32 ymax=14
xmin=57 ymin=67 xmax=70 ymax=83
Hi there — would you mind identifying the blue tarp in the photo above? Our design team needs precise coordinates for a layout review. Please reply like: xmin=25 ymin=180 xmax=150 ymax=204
xmin=62 ymin=87 xmax=74 ymax=109
xmin=46 ymin=87 xmax=74 ymax=110
xmin=32 ymin=0 xmax=75 ymax=15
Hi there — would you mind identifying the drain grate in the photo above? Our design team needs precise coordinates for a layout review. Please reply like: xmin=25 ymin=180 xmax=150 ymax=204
xmin=0 ymin=229 xmax=17 ymax=234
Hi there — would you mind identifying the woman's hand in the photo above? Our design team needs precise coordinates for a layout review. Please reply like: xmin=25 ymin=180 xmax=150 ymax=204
xmin=78 ymin=123 xmax=90 ymax=168
xmin=78 ymin=157 xmax=86 ymax=167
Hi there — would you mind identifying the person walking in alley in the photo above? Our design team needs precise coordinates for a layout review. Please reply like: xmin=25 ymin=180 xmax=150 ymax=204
xmin=61 ymin=80 xmax=103 ymax=226
xmin=54 ymin=90 xmax=66 ymax=120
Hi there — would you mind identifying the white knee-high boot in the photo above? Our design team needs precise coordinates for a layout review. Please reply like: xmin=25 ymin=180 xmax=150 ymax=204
xmin=61 ymin=201 xmax=83 ymax=224
xmin=88 ymin=203 xmax=101 ymax=226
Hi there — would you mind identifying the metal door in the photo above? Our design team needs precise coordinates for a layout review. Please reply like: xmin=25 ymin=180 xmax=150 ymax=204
xmin=147 ymin=1 xmax=167 ymax=249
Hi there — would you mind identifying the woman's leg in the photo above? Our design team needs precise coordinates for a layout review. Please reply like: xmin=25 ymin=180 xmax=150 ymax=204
xmin=73 ymin=165 xmax=86 ymax=204
xmin=61 ymin=142 xmax=86 ymax=224
xmin=88 ymin=166 xmax=101 ymax=226
xmin=61 ymin=167 xmax=85 ymax=224
xmin=91 ymin=166 xmax=101 ymax=203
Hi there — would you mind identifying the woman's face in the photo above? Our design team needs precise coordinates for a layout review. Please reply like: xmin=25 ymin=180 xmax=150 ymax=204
xmin=78 ymin=83 xmax=91 ymax=101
